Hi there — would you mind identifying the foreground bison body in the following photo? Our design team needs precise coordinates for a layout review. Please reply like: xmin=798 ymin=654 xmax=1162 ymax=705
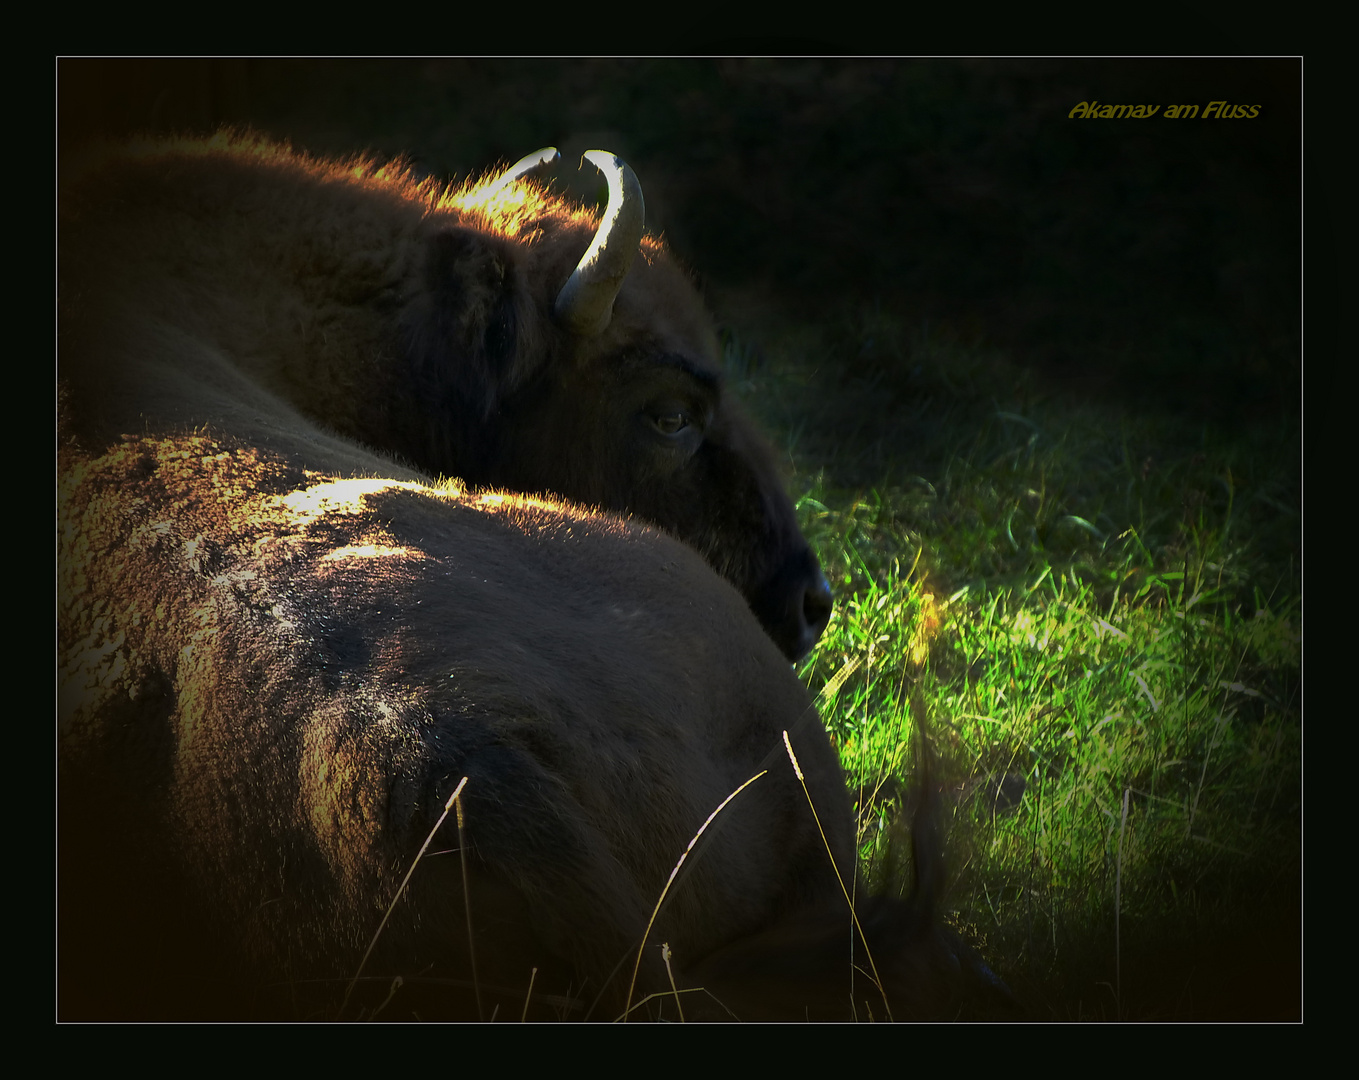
xmin=58 ymin=435 xmax=876 ymax=1019
xmin=58 ymin=136 xmax=980 ymax=1020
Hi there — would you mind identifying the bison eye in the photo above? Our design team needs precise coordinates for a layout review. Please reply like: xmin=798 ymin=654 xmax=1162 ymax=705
xmin=653 ymin=412 xmax=689 ymax=436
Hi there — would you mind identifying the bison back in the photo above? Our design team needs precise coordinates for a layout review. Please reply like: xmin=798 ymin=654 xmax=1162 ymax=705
xmin=58 ymin=432 xmax=857 ymax=1020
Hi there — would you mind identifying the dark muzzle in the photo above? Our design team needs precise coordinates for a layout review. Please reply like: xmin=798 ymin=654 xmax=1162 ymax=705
xmin=751 ymin=549 xmax=833 ymax=662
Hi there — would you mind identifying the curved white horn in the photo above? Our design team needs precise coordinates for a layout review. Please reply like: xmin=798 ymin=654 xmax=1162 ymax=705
xmin=553 ymin=151 xmax=645 ymax=337
xmin=483 ymin=147 xmax=559 ymax=197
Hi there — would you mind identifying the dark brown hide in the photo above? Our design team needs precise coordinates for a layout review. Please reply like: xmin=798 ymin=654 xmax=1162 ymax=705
xmin=59 ymin=135 xmax=829 ymax=660
xmin=58 ymin=137 xmax=981 ymax=1021
xmin=59 ymin=432 xmax=982 ymax=1020
xmin=56 ymin=434 xmax=852 ymax=1019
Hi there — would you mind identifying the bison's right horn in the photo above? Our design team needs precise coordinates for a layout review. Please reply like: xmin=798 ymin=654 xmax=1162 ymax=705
xmin=483 ymin=146 xmax=560 ymax=198
xmin=553 ymin=151 xmax=645 ymax=338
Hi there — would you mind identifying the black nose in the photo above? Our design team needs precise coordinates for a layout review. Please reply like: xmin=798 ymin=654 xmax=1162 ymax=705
xmin=750 ymin=553 xmax=833 ymax=662
xmin=799 ymin=568 xmax=833 ymax=650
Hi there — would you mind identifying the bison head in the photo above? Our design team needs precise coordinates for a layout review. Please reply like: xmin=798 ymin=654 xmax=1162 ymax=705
xmin=394 ymin=149 xmax=832 ymax=660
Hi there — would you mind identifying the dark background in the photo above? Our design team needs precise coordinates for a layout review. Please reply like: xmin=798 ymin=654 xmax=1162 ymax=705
xmin=58 ymin=58 xmax=1302 ymax=434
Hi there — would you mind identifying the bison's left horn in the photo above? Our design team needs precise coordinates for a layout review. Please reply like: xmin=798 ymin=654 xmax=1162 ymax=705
xmin=483 ymin=147 xmax=560 ymax=197
xmin=554 ymin=151 xmax=645 ymax=337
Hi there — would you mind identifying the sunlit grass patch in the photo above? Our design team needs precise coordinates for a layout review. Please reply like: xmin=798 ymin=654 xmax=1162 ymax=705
xmin=733 ymin=310 xmax=1300 ymax=1019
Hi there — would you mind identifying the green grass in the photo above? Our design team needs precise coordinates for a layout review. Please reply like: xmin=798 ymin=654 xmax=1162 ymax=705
xmin=726 ymin=311 xmax=1301 ymax=1020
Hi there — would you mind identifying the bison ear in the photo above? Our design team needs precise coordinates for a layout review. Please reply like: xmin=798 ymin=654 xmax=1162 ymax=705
xmin=402 ymin=228 xmax=545 ymax=422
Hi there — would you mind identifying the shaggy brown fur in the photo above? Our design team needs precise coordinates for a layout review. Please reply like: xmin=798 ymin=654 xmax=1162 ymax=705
xmin=58 ymin=136 xmax=981 ymax=1020
xmin=57 ymin=432 xmax=856 ymax=1019
xmin=59 ymin=133 xmax=828 ymax=660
